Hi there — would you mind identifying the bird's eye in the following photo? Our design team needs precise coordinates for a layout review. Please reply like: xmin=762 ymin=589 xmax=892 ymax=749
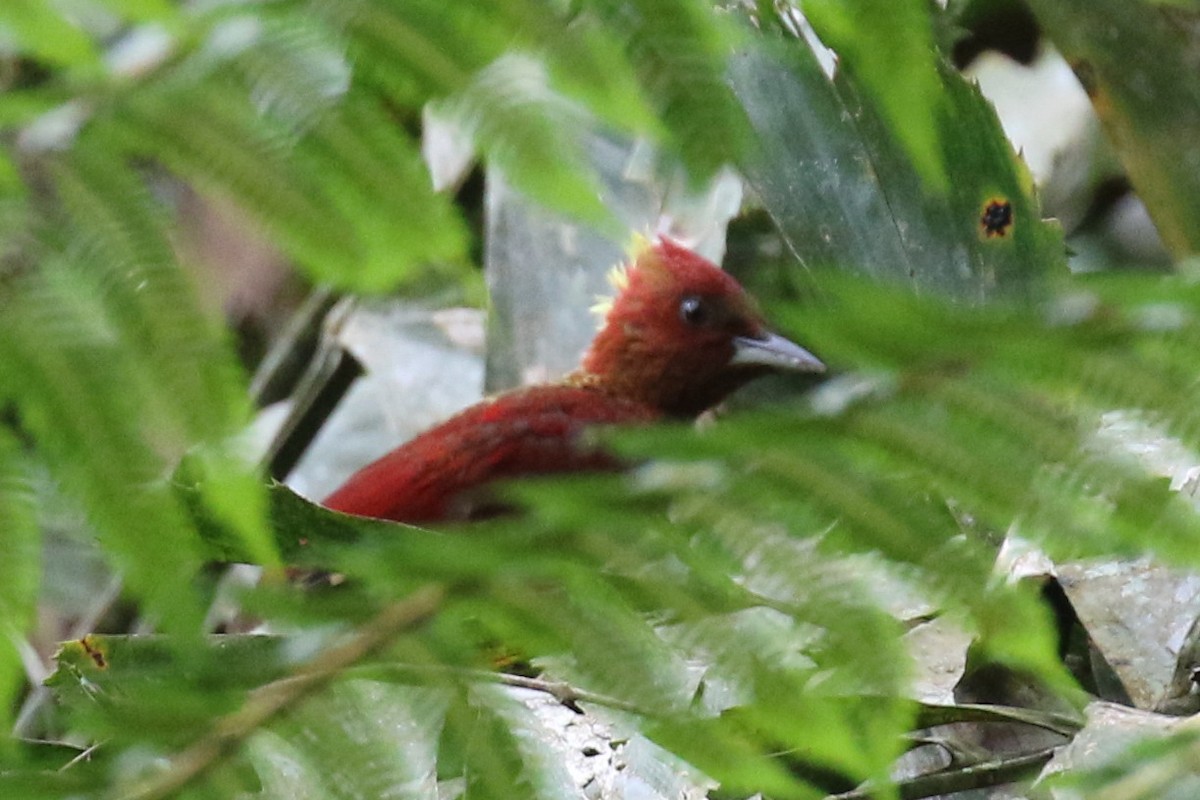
xmin=679 ymin=295 xmax=708 ymax=326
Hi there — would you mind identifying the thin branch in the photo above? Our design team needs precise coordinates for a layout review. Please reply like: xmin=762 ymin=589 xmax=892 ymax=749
xmin=261 ymin=297 xmax=362 ymax=482
xmin=827 ymin=746 xmax=1058 ymax=800
xmin=915 ymin=701 xmax=1084 ymax=738
xmin=114 ymin=584 xmax=445 ymax=800
xmin=249 ymin=287 xmax=341 ymax=408
xmin=488 ymin=671 xmax=646 ymax=715
xmin=342 ymin=662 xmax=650 ymax=716
xmin=59 ymin=742 xmax=103 ymax=771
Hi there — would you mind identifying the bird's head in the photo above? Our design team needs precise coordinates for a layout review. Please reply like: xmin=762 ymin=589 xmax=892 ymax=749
xmin=581 ymin=237 xmax=825 ymax=418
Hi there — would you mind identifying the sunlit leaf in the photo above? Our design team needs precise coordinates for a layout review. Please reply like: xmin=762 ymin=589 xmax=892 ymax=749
xmin=0 ymin=2 xmax=100 ymax=68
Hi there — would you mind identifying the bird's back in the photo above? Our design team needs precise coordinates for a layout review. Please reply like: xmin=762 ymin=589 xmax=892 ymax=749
xmin=322 ymin=383 xmax=659 ymax=523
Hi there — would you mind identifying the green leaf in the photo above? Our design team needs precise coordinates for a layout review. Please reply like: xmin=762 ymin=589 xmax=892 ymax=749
xmin=730 ymin=28 xmax=1064 ymax=298
xmin=101 ymin=81 xmax=369 ymax=282
xmin=529 ymin=6 xmax=661 ymax=137
xmin=0 ymin=432 xmax=39 ymax=746
xmin=52 ymin=144 xmax=251 ymax=446
xmin=0 ymin=150 xmax=23 ymax=198
xmin=333 ymin=0 xmax=507 ymax=104
xmin=434 ymin=53 xmax=609 ymax=225
xmin=447 ymin=685 xmax=578 ymax=800
xmin=802 ymin=0 xmax=948 ymax=192
xmin=0 ymin=269 xmax=207 ymax=634
xmin=44 ymin=142 xmax=276 ymax=570
xmin=585 ymin=0 xmax=752 ymax=180
xmin=249 ymin=681 xmax=449 ymax=799
xmin=10 ymin=2 xmax=1200 ymax=796
xmin=648 ymin=712 xmax=819 ymax=799
xmin=48 ymin=634 xmax=297 ymax=747
xmin=0 ymin=1 xmax=100 ymax=68
xmin=94 ymin=0 xmax=176 ymax=23
xmin=48 ymin=634 xmax=296 ymax=697
xmin=295 ymin=92 xmax=468 ymax=290
xmin=1024 ymin=0 xmax=1200 ymax=259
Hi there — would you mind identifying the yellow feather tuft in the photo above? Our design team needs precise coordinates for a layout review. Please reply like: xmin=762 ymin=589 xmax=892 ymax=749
xmin=606 ymin=261 xmax=630 ymax=292
xmin=628 ymin=230 xmax=653 ymax=260
xmin=589 ymin=294 xmax=614 ymax=324
xmin=589 ymin=263 xmax=624 ymax=324
xmin=589 ymin=232 xmax=655 ymax=327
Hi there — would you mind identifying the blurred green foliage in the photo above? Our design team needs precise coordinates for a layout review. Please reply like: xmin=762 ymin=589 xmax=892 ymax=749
xmin=2 ymin=0 xmax=1200 ymax=798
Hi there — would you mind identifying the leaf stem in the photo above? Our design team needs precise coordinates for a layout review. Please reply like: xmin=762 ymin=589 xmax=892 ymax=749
xmin=114 ymin=584 xmax=445 ymax=800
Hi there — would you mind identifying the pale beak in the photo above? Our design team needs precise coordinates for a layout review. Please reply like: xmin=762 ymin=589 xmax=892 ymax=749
xmin=730 ymin=331 xmax=825 ymax=373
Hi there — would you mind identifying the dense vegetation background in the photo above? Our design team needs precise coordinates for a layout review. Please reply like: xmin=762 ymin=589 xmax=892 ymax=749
xmin=2 ymin=0 xmax=1200 ymax=798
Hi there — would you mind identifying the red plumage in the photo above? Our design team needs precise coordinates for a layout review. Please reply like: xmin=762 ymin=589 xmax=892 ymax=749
xmin=323 ymin=238 xmax=824 ymax=523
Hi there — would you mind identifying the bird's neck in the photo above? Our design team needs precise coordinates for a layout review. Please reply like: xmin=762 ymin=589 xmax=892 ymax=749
xmin=561 ymin=367 xmax=662 ymax=414
xmin=562 ymin=362 xmax=716 ymax=421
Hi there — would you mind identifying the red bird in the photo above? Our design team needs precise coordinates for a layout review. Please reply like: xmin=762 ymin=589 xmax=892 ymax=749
xmin=323 ymin=237 xmax=824 ymax=523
